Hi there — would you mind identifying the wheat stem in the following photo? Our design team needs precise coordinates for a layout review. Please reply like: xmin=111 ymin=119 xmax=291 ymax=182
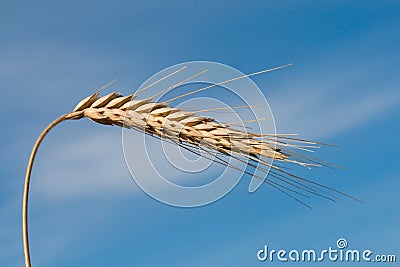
xmin=23 ymin=114 xmax=68 ymax=267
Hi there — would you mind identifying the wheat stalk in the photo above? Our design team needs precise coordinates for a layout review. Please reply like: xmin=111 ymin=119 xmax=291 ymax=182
xmin=22 ymin=66 xmax=359 ymax=267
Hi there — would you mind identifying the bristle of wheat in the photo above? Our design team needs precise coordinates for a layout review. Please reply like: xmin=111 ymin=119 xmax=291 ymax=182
xmin=64 ymin=91 xmax=360 ymax=206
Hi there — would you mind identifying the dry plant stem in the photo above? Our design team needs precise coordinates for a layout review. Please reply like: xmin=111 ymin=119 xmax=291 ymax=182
xmin=23 ymin=114 xmax=68 ymax=267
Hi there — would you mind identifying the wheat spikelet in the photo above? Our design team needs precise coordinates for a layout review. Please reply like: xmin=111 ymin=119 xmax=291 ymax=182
xmin=22 ymin=67 xmax=360 ymax=267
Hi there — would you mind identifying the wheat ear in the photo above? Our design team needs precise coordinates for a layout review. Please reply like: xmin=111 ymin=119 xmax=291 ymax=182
xmin=23 ymin=72 xmax=360 ymax=267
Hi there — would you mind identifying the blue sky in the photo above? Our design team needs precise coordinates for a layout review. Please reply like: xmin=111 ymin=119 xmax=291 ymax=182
xmin=1 ymin=1 xmax=399 ymax=266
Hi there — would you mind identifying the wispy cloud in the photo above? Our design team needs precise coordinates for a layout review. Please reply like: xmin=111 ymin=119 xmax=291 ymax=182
xmin=270 ymin=84 xmax=400 ymax=139
xmin=266 ymin=41 xmax=400 ymax=139
xmin=33 ymin=130 xmax=138 ymax=200
xmin=33 ymin=127 xmax=226 ymax=200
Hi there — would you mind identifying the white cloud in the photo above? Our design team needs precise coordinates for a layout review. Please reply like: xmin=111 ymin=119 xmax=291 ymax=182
xmin=33 ymin=129 xmax=137 ymax=200
xmin=265 ymin=53 xmax=400 ymax=139
xmin=270 ymin=86 xmax=399 ymax=139
xmin=32 ymin=126 xmax=225 ymax=201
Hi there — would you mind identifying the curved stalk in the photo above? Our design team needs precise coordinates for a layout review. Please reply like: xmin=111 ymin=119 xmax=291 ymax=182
xmin=23 ymin=114 xmax=69 ymax=267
